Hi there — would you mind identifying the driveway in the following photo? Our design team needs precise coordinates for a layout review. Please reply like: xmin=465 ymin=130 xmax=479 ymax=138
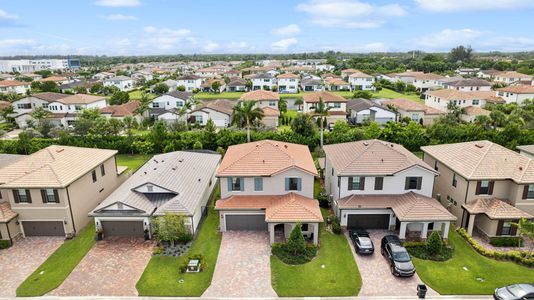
xmin=346 ymin=230 xmax=439 ymax=297
xmin=49 ymin=237 xmax=154 ymax=297
xmin=202 ymin=231 xmax=277 ymax=298
xmin=0 ymin=237 xmax=64 ymax=297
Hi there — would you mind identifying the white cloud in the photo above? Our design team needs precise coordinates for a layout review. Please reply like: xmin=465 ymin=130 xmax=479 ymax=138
xmin=296 ymin=0 xmax=406 ymax=28
xmin=0 ymin=9 xmax=18 ymax=20
xmin=417 ymin=28 xmax=482 ymax=49
xmin=319 ymin=42 xmax=389 ymax=53
xmin=415 ymin=0 xmax=534 ymax=12
xmin=272 ymin=24 xmax=301 ymax=36
xmin=203 ymin=42 xmax=220 ymax=52
xmin=94 ymin=0 xmax=140 ymax=7
xmin=0 ymin=39 xmax=36 ymax=48
xmin=480 ymin=36 xmax=534 ymax=51
xmin=271 ymin=38 xmax=298 ymax=51
xmin=139 ymin=26 xmax=194 ymax=51
xmin=106 ymin=14 xmax=137 ymax=21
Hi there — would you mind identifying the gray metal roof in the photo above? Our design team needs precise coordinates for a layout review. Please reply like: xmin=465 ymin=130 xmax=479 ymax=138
xmin=91 ymin=151 xmax=221 ymax=217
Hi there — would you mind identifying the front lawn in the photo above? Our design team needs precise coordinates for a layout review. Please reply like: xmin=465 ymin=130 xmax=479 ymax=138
xmin=128 ymin=90 xmax=157 ymax=100
xmin=17 ymin=223 xmax=96 ymax=296
xmin=413 ymin=230 xmax=534 ymax=295
xmin=116 ymin=154 xmax=150 ymax=172
xmin=373 ymin=88 xmax=422 ymax=103
xmin=195 ymin=92 xmax=243 ymax=100
xmin=270 ymin=209 xmax=362 ymax=297
xmin=136 ymin=189 xmax=222 ymax=296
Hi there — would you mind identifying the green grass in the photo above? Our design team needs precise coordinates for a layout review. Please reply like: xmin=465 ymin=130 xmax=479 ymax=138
xmin=270 ymin=208 xmax=362 ymax=297
xmin=136 ymin=188 xmax=222 ymax=296
xmin=16 ymin=223 xmax=96 ymax=296
xmin=372 ymin=88 xmax=423 ymax=103
xmin=195 ymin=92 xmax=243 ymax=100
xmin=277 ymin=125 xmax=291 ymax=132
xmin=413 ymin=230 xmax=534 ymax=295
xmin=314 ymin=178 xmax=322 ymax=198
xmin=128 ymin=90 xmax=157 ymax=100
xmin=281 ymin=110 xmax=299 ymax=118
xmin=116 ymin=154 xmax=150 ymax=172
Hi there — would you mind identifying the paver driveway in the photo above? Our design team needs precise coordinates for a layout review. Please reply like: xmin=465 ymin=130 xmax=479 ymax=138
xmin=202 ymin=231 xmax=277 ymax=298
xmin=346 ymin=230 xmax=439 ymax=297
xmin=0 ymin=237 xmax=63 ymax=297
xmin=49 ymin=237 xmax=154 ymax=297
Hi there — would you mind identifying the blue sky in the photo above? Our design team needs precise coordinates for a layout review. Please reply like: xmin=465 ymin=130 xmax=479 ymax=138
xmin=1 ymin=0 xmax=534 ymax=55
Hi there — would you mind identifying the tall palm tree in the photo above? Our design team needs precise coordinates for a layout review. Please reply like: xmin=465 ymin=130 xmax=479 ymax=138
xmin=294 ymin=98 xmax=303 ymax=111
xmin=179 ymin=97 xmax=200 ymax=128
xmin=314 ymin=97 xmax=331 ymax=148
xmin=134 ymin=92 xmax=151 ymax=118
xmin=233 ymin=100 xmax=264 ymax=142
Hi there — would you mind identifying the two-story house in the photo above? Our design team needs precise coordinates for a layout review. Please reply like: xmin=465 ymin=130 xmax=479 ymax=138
xmin=421 ymin=141 xmax=534 ymax=239
xmin=346 ymin=98 xmax=396 ymax=125
xmin=444 ymin=79 xmax=492 ymax=91
xmin=0 ymin=154 xmax=25 ymax=244
xmin=0 ymin=80 xmax=31 ymax=94
xmin=302 ymin=91 xmax=347 ymax=127
xmin=189 ymin=99 xmax=234 ymax=128
xmin=215 ymin=140 xmax=323 ymax=245
xmin=347 ymin=70 xmax=375 ymax=91
xmin=239 ymin=90 xmax=280 ymax=127
xmin=381 ymin=98 xmax=446 ymax=126
xmin=493 ymin=71 xmax=532 ymax=85
xmin=300 ymin=78 xmax=323 ymax=92
xmin=248 ymin=73 xmax=277 ymax=91
xmin=0 ymin=146 xmax=127 ymax=238
xmin=496 ymin=86 xmax=534 ymax=105
xmin=276 ymin=73 xmax=299 ymax=94
xmin=90 ymin=151 xmax=220 ymax=239
xmin=324 ymin=140 xmax=455 ymax=240
xmin=149 ymin=91 xmax=194 ymax=122
xmin=175 ymin=75 xmax=202 ymax=92
xmin=425 ymin=89 xmax=505 ymax=111
xmin=103 ymin=76 xmax=135 ymax=91
xmin=226 ymin=78 xmax=247 ymax=92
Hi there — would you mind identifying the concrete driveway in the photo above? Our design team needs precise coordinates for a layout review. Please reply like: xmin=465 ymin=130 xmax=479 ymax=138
xmin=0 ymin=237 xmax=64 ymax=297
xmin=346 ymin=230 xmax=439 ymax=297
xmin=202 ymin=231 xmax=277 ymax=298
xmin=49 ymin=237 xmax=154 ymax=297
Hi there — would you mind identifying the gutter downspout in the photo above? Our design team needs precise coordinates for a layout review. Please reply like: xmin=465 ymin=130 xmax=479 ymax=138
xmin=6 ymin=219 xmax=12 ymax=245
xmin=190 ymin=216 xmax=195 ymax=236
xmin=66 ymin=186 xmax=77 ymax=235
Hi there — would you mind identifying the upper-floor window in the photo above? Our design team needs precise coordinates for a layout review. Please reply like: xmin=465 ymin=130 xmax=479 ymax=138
xmin=17 ymin=103 xmax=31 ymax=109
xmin=452 ymin=173 xmax=458 ymax=187
xmin=332 ymin=103 xmax=341 ymax=108
xmin=41 ymin=189 xmax=59 ymax=203
xmin=269 ymin=101 xmax=276 ymax=107
xmin=152 ymin=102 xmax=160 ymax=108
xmin=177 ymin=101 xmax=184 ymax=107
xmin=374 ymin=177 xmax=384 ymax=190
xmin=523 ymin=185 xmax=534 ymax=199
xmin=92 ymin=170 xmax=97 ymax=183
xmin=472 ymin=100 xmax=480 ymax=105
xmin=13 ymin=189 xmax=32 ymax=203
xmin=100 ymin=164 xmax=106 ymax=176
xmin=228 ymin=177 xmax=244 ymax=191
xmin=476 ymin=180 xmax=493 ymax=195
xmin=348 ymin=176 xmax=365 ymax=191
xmin=254 ymin=177 xmax=263 ymax=191
xmin=405 ymin=176 xmax=422 ymax=190
xmin=285 ymin=177 xmax=302 ymax=191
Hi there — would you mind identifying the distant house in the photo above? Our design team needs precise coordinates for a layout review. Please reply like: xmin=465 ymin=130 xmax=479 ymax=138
xmin=160 ymin=79 xmax=178 ymax=92
xmin=176 ymin=75 xmax=202 ymax=92
xmin=37 ymin=76 xmax=70 ymax=85
xmin=60 ymin=79 xmax=100 ymax=93
xmin=315 ymin=64 xmax=335 ymax=72
xmin=276 ymin=73 xmax=299 ymax=94
xmin=517 ymin=145 xmax=534 ymax=159
xmin=200 ymin=79 xmax=226 ymax=93
xmin=347 ymin=70 xmax=375 ymax=91
xmin=324 ymin=78 xmax=350 ymax=91
xmin=247 ymin=73 xmax=277 ymax=91
xmin=0 ymin=80 xmax=31 ymax=94
xmin=300 ymin=78 xmax=323 ymax=92
xmin=493 ymin=71 xmax=532 ymax=85
xmin=194 ymin=67 xmax=221 ymax=78
xmin=239 ymin=90 xmax=280 ymax=127
xmin=455 ymin=68 xmax=480 ymax=76
xmin=340 ymin=68 xmax=361 ymax=79
xmin=381 ymin=98 xmax=446 ymax=126
xmin=100 ymin=100 xmax=142 ymax=123
xmin=425 ymin=89 xmax=505 ymax=111
xmin=226 ymin=78 xmax=247 ymax=92
xmin=496 ymin=85 xmax=534 ymax=104
xmin=189 ymin=99 xmax=234 ymax=128
xmin=443 ymin=78 xmax=492 ymax=92
xmin=302 ymin=91 xmax=347 ymax=126
xmin=103 ymin=76 xmax=135 ymax=91
xmin=476 ymin=69 xmax=499 ymax=79
xmin=131 ymin=69 xmax=153 ymax=82
xmin=411 ymin=73 xmax=445 ymax=92
xmin=150 ymin=91 xmax=194 ymax=122
xmin=92 ymin=72 xmax=114 ymax=80
xmin=346 ymin=98 xmax=396 ymax=125
xmin=461 ymin=106 xmax=490 ymax=123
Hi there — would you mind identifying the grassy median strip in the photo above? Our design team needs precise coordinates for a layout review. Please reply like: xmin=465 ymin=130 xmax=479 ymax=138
xmin=16 ymin=223 xmax=96 ymax=297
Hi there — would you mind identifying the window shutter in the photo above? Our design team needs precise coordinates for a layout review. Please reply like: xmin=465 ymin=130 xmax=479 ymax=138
xmin=510 ymin=221 xmax=518 ymax=236
xmin=488 ymin=181 xmax=494 ymax=195
xmin=348 ymin=177 xmax=353 ymax=191
xmin=285 ymin=178 xmax=289 ymax=191
xmin=475 ymin=181 xmax=481 ymax=195
xmin=12 ymin=190 xmax=20 ymax=203
xmin=41 ymin=189 xmax=47 ymax=203
xmin=416 ymin=177 xmax=422 ymax=190
xmin=297 ymin=178 xmax=302 ymax=191
xmin=496 ymin=220 xmax=504 ymax=236
xmin=227 ymin=177 xmax=233 ymax=192
xmin=26 ymin=189 xmax=32 ymax=203
xmin=359 ymin=177 xmax=365 ymax=191
xmin=523 ymin=185 xmax=530 ymax=199
xmin=54 ymin=189 xmax=60 ymax=203
xmin=239 ymin=178 xmax=244 ymax=191
xmin=404 ymin=177 xmax=410 ymax=190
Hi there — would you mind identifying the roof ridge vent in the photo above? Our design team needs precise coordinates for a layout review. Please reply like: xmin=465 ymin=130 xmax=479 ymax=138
xmin=475 ymin=143 xmax=485 ymax=148
xmin=363 ymin=142 xmax=369 ymax=146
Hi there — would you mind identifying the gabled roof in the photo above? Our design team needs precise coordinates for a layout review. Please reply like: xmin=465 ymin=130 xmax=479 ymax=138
xmin=0 ymin=154 xmax=25 ymax=169
xmin=0 ymin=80 xmax=29 ymax=87
xmin=217 ymin=140 xmax=317 ymax=177
xmin=421 ymin=140 xmax=534 ymax=183
xmin=323 ymin=139 xmax=436 ymax=176
xmin=55 ymin=94 xmax=106 ymax=105
xmin=226 ymin=78 xmax=246 ymax=87
xmin=447 ymin=79 xmax=491 ymax=87
xmin=100 ymin=100 xmax=140 ymax=117
xmin=165 ymin=90 xmax=193 ymax=100
xmin=494 ymin=71 xmax=532 ymax=79
xmin=382 ymin=98 xmax=446 ymax=115
xmin=348 ymin=71 xmax=373 ymax=78
xmin=104 ymin=76 xmax=132 ymax=81
xmin=38 ymin=76 xmax=68 ymax=82
xmin=302 ymin=91 xmax=346 ymax=103
xmin=0 ymin=145 xmax=118 ymax=188
xmin=463 ymin=198 xmax=532 ymax=219
xmin=497 ymin=85 xmax=534 ymax=94
xmin=301 ymin=78 xmax=322 ymax=86
xmin=0 ymin=202 xmax=17 ymax=223
xmin=261 ymin=106 xmax=280 ymax=117
xmin=27 ymin=92 xmax=70 ymax=103
xmin=425 ymin=90 xmax=505 ymax=103
xmin=92 ymin=151 xmax=221 ymax=216
xmin=239 ymin=90 xmax=279 ymax=101
xmin=463 ymin=105 xmax=490 ymax=117
xmin=248 ymin=73 xmax=275 ymax=79
xmin=192 ymin=99 xmax=234 ymax=116
xmin=277 ymin=73 xmax=300 ymax=79
xmin=346 ymin=98 xmax=392 ymax=112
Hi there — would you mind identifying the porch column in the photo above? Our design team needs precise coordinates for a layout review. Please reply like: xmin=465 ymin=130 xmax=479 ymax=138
xmin=268 ymin=223 xmax=275 ymax=245
xmin=421 ymin=222 xmax=429 ymax=239
xmin=442 ymin=222 xmax=450 ymax=239
xmin=467 ymin=214 xmax=476 ymax=236
xmin=399 ymin=222 xmax=408 ymax=239
xmin=313 ymin=223 xmax=319 ymax=245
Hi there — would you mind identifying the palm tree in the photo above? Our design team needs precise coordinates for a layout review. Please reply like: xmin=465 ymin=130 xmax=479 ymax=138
xmin=233 ymin=100 xmax=264 ymax=142
xmin=446 ymin=102 xmax=465 ymax=121
xmin=178 ymin=97 xmax=200 ymax=128
xmin=294 ymin=98 xmax=303 ymax=111
xmin=134 ymin=92 xmax=151 ymax=118
xmin=314 ymin=97 xmax=331 ymax=148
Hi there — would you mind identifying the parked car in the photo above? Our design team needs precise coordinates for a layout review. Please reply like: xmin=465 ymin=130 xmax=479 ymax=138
xmin=494 ymin=284 xmax=534 ymax=300
xmin=349 ymin=230 xmax=374 ymax=254
xmin=380 ymin=235 xmax=416 ymax=277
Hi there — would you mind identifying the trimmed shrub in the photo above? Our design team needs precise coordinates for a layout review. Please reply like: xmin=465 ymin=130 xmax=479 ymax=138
xmin=272 ymin=243 xmax=318 ymax=265
xmin=331 ymin=216 xmax=341 ymax=234
xmin=489 ymin=236 xmax=524 ymax=247
xmin=0 ymin=240 xmax=10 ymax=249
xmin=427 ymin=231 xmax=444 ymax=255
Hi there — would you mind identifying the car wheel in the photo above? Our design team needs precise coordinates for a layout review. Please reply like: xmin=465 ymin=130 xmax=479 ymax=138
xmin=390 ymin=265 xmax=396 ymax=276
xmin=381 ymin=248 xmax=385 ymax=256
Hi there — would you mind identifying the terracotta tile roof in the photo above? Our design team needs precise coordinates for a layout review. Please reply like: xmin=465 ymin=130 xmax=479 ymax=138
xmin=226 ymin=78 xmax=246 ymax=87
xmin=215 ymin=193 xmax=324 ymax=223
xmin=0 ymin=145 xmax=118 ymax=188
xmin=341 ymin=68 xmax=361 ymax=74
xmin=463 ymin=105 xmax=490 ymax=116
xmin=0 ymin=100 xmax=11 ymax=111
xmin=0 ymin=80 xmax=29 ymax=87
xmin=323 ymin=139 xmax=436 ymax=176
xmin=55 ymin=94 xmax=106 ymax=105
xmin=217 ymin=140 xmax=317 ymax=177
xmin=425 ymin=89 xmax=503 ymax=102
xmin=338 ymin=192 xmax=456 ymax=222
xmin=382 ymin=98 xmax=446 ymax=115
xmin=348 ymin=71 xmax=373 ymax=78
xmin=463 ymin=198 xmax=532 ymax=219
xmin=30 ymin=92 xmax=70 ymax=102
xmin=0 ymin=154 xmax=25 ymax=169
xmin=421 ymin=140 xmax=534 ymax=183
xmin=494 ymin=71 xmax=532 ymax=79
xmin=321 ymin=73 xmax=340 ymax=79
xmin=447 ymin=79 xmax=491 ymax=87
xmin=239 ymin=90 xmax=279 ymax=101
xmin=303 ymin=91 xmax=346 ymax=103
xmin=497 ymin=85 xmax=534 ymax=94
xmin=100 ymin=100 xmax=140 ymax=117
xmin=0 ymin=202 xmax=18 ymax=223
xmin=324 ymin=78 xmax=350 ymax=86
xmin=38 ymin=76 xmax=68 ymax=82
xmin=262 ymin=106 xmax=280 ymax=117
xmin=193 ymin=99 xmax=235 ymax=116
xmin=277 ymin=73 xmax=300 ymax=79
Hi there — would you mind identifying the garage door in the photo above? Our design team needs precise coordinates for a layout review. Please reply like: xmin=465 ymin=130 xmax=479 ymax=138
xmin=226 ymin=214 xmax=267 ymax=231
xmin=102 ymin=221 xmax=144 ymax=237
xmin=347 ymin=214 xmax=389 ymax=230
xmin=23 ymin=221 xmax=65 ymax=236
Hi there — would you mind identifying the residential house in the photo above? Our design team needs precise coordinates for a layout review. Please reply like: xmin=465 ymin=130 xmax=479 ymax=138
xmin=517 ymin=145 xmax=534 ymax=159
xmin=223 ymin=69 xmax=241 ymax=78
xmin=176 ymin=75 xmax=202 ymax=92
xmin=422 ymin=141 xmax=534 ymax=238
xmin=92 ymin=72 xmax=114 ymax=80
xmin=381 ymin=98 xmax=446 ymax=126
xmin=461 ymin=106 xmax=490 ymax=123
xmin=324 ymin=78 xmax=351 ymax=91
xmin=383 ymin=72 xmax=418 ymax=84
xmin=346 ymin=98 xmax=396 ymax=125
xmin=425 ymin=89 xmax=505 ymax=111
xmin=150 ymin=91 xmax=194 ymax=122
xmin=100 ymin=100 xmax=142 ymax=123
xmin=226 ymin=78 xmax=247 ymax=92
xmin=91 ymin=151 xmax=220 ymax=238
xmin=248 ymin=73 xmax=277 ymax=91
xmin=0 ymin=154 xmax=25 ymax=244
xmin=60 ymin=79 xmax=100 ymax=93
xmin=302 ymin=91 xmax=347 ymax=126
xmin=239 ymin=90 xmax=280 ymax=127
xmin=189 ymin=99 xmax=234 ymax=128
xmin=324 ymin=140 xmax=455 ymax=240
xmin=493 ymin=71 xmax=532 ymax=85
xmin=194 ymin=67 xmax=221 ymax=78
xmin=103 ymin=76 xmax=135 ymax=91
xmin=0 ymin=145 xmax=127 ymax=238
xmin=444 ymin=78 xmax=492 ymax=92
xmin=280 ymin=66 xmax=314 ymax=74
xmin=455 ymin=68 xmax=480 ymax=76
xmin=340 ymin=69 xmax=361 ymax=79
xmin=300 ymin=77 xmax=323 ymax=92
xmin=496 ymin=85 xmax=534 ymax=104
xmin=347 ymin=70 xmax=375 ymax=91
xmin=0 ymin=80 xmax=31 ymax=94
xmin=0 ymin=100 xmax=10 ymax=112
xmin=315 ymin=64 xmax=335 ymax=72
xmin=321 ymin=73 xmax=341 ymax=80
xmin=200 ymin=78 xmax=226 ymax=93
xmin=476 ymin=69 xmax=500 ymax=79
xmin=437 ymin=76 xmax=464 ymax=88
xmin=131 ymin=69 xmax=154 ymax=82
xmin=276 ymin=73 xmax=300 ymax=94
xmin=37 ymin=76 xmax=71 ymax=85
xmin=215 ymin=140 xmax=323 ymax=245
xmin=412 ymin=73 xmax=445 ymax=92
xmin=161 ymin=79 xmax=178 ymax=92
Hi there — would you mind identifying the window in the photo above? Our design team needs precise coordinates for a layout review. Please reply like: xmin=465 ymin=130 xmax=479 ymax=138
xmin=477 ymin=180 xmax=492 ymax=195
xmin=434 ymin=160 xmax=439 ymax=171
xmin=152 ymin=102 xmax=160 ymax=108
xmin=269 ymin=101 xmax=276 ymax=107
xmin=147 ymin=185 xmax=153 ymax=192
xmin=17 ymin=103 xmax=31 ymax=109
xmin=92 ymin=170 xmax=97 ymax=183
xmin=42 ymin=103 xmax=49 ymax=109
xmin=177 ymin=101 xmax=184 ymax=107
xmin=100 ymin=164 xmax=106 ymax=176
xmin=472 ymin=99 xmax=480 ymax=105
xmin=14 ymin=189 xmax=31 ymax=203
xmin=228 ymin=177 xmax=243 ymax=191
xmin=254 ymin=177 xmax=263 ymax=191
xmin=301 ymin=224 xmax=309 ymax=231
xmin=411 ymin=114 xmax=420 ymax=121
xmin=195 ymin=115 xmax=203 ymax=124
xmin=501 ymin=221 xmax=512 ymax=235
xmin=348 ymin=177 xmax=365 ymax=191
xmin=374 ymin=177 xmax=384 ymax=190
xmin=74 ymin=105 xmax=82 ymax=111
xmin=41 ymin=189 xmax=58 ymax=203
xmin=285 ymin=177 xmax=301 ymax=191
xmin=524 ymin=185 xmax=534 ymax=199
xmin=452 ymin=173 xmax=458 ymax=187
xmin=405 ymin=177 xmax=422 ymax=190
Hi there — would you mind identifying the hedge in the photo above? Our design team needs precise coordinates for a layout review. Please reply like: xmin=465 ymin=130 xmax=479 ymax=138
xmin=456 ymin=228 xmax=534 ymax=267
xmin=489 ymin=236 xmax=524 ymax=247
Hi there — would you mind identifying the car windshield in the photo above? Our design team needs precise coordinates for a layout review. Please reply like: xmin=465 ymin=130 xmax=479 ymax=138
xmin=393 ymin=251 xmax=411 ymax=262
xmin=506 ymin=285 xmax=527 ymax=297
xmin=359 ymin=238 xmax=372 ymax=246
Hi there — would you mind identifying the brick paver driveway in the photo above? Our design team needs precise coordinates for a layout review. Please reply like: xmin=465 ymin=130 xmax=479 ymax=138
xmin=0 ymin=237 xmax=63 ymax=297
xmin=49 ymin=237 xmax=154 ymax=297
xmin=202 ymin=231 xmax=277 ymax=298
xmin=346 ymin=230 xmax=439 ymax=297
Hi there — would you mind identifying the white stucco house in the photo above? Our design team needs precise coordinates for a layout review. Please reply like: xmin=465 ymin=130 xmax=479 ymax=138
xmin=0 ymin=80 xmax=31 ymax=94
xmin=189 ymin=99 xmax=234 ymax=128
xmin=248 ymin=73 xmax=277 ymax=91
xmin=149 ymin=91 xmax=194 ymax=122
xmin=346 ymin=98 xmax=396 ymax=125
xmin=347 ymin=71 xmax=375 ymax=91
xmin=425 ymin=89 xmax=505 ymax=111
xmin=496 ymin=86 xmax=534 ymax=105
xmin=103 ymin=76 xmax=135 ymax=91
xmin=276 ymin=73 xmax=299 ymax=94
xmin=176 ymin=75 xmax=202 ymax=92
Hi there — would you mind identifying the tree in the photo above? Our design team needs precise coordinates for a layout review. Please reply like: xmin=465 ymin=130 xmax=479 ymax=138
xmin=90 ymin=83 xmax=103 ymax=94
xmin=32 ymin=81 xmax=59 ymax=93
xmin=446 ymin=102 xmax=466 ymax=122
xmin=394 ymin=80 xmax=406 ymax=93
xmin=353 ymin=90 xmax=372 ymax=99
xmin=294 ymin=98 xmax=303 ymax=111
xmin=314 ymin=97 xmax=331 ymax=148
xmin=109 ymin=91 xmax=130 ymax=105
xmin=205 ymin=118 xmax=216 ymax=133
xmin=178 ymin=98 xmax=200 ymax=128
xmin=151 ymin=120 xmax=167 ymax=153
xmin=153 ymin=83 xmax=170 ymax=95
xmin=177 ymin=85 xmax=186 ymax=92
xmin=211 ymin=81 xmax=221 ymax=93
xmin=449 ymin=45 xmax=473 ymax=63
xmin=291 ymin=113 xmax=317 ymax=137
xmin=233 ymin=100 xmax=264 ymax=142
xmin=153 ymin=213 xmax=192 ymax=246
xmin=134 ymin=92 xmax=151 ymax=117
xmin=31 ymin=107 xmax=53 ymax=137
xmin=426 ymin=231 xmax=444 ymax=255
xmin=278 ymin=98 xmax=288 ymax=113
xmin=513 ymin=218 xmax=534 ymax=255
xmin=286 ymin=223 xmax=306 ymax=255
xmin=245 ymin=79 xmax=252 ymax=91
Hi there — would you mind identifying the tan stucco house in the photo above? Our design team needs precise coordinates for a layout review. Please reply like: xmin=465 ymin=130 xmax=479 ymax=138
xmin=302 ymin=91 xmax=347 ymax=127
xmin=215 ymin=140 xmax=323 ymax=245
xmin=238 ymin=90 xmax=280 ymax=128
xmin=422 ymin=141 xmax=534 ymax=239
xmin=0 ymin=146 xmax=128 ymax=239
xmin=0 ymin=154 xmax=25 ymax=244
